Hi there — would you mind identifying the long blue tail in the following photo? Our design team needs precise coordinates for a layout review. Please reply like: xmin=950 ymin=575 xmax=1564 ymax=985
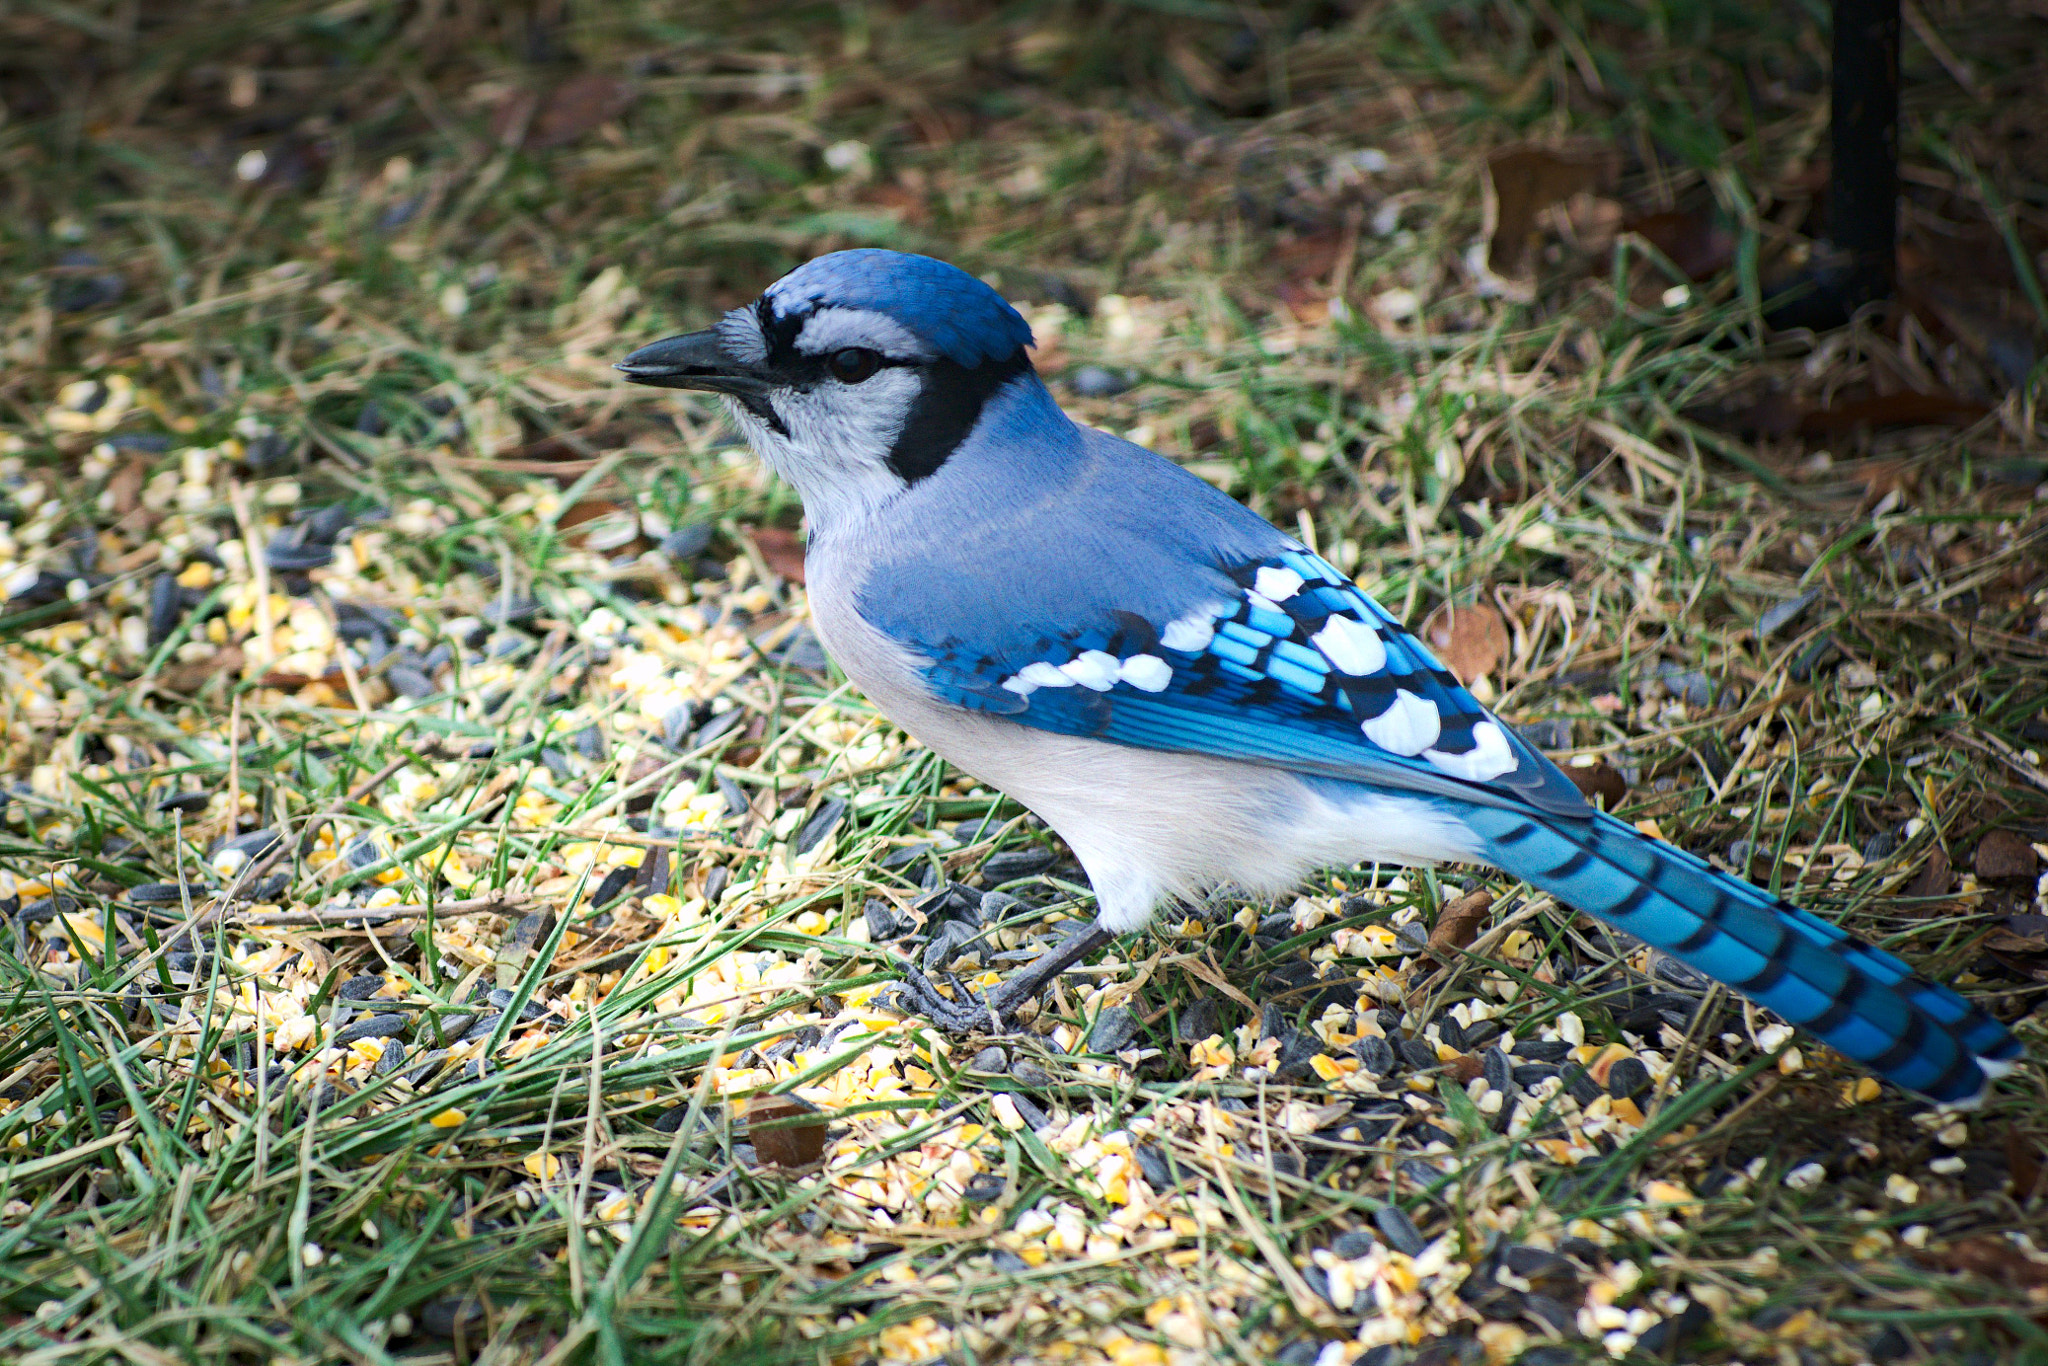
xmin=1463 ymin=807 xmax=2021 ymax=1105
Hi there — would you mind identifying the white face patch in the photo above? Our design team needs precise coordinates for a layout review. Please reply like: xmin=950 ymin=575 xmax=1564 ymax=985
xmin=1311 ymin=614 xmax=1385 ymax=676
xmin=793 ymin=306 xmax=933 ymax=361
xmin=724 ymin=365 xmax=925 ymax=536
xmin=1117 ymin=654 xmax=1172 ymax=692
xmin=1423 ymin=720 xmax=1517 ymax=781
xmin=716 ymin=306 xmax=769 ymax=364
xmin=1252 ymin=566 xmax=1304 ymax=602
xmin=1360 ymin=688 xmax=1442 ymax=756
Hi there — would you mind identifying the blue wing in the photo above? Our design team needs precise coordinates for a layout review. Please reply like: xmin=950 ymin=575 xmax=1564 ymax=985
xmin=888 ymin=540 xmax=2024 ymax=1103
xmin=900 ymin=544 xmax=1590 ymax=820
xmin=852 ymin=421 xmax=2021 ymax=1103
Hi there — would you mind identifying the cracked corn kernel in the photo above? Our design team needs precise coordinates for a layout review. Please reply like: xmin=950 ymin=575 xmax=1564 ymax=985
xmin=1103 ymin=1336 xmax=1169 ymax=1366
xmin=429 ymin=1108 xmax=466 ymax=1128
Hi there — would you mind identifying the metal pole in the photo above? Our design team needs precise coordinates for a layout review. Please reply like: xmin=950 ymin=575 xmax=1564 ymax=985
xmin=1829 ymin=0 xmax=1900 ymax=309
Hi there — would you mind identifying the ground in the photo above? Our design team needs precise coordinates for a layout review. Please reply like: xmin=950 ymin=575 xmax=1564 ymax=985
xmin=0 ymin=2 xmax=2044 ymax=1364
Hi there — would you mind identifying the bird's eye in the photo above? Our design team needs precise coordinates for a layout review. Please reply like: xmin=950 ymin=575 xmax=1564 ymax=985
xmin=827 ymin=348 xmax=883 ymax=384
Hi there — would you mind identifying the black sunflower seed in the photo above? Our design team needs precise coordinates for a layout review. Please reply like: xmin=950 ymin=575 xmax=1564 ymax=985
xmin=793 ymin=797 xmax=845 ymax=855
xmin=1374 ymin=1203 xmax=1427 ymax=1256
xmin=1087 ymin=1006 xmax=1139 ymax=1054
xmin=332 ymin=1013 xmax=410 ymax=1046
xmin=148 ymin=574 xmax=183 ymax=645
xmin=592 ymin=863 xmax=637 ymax=906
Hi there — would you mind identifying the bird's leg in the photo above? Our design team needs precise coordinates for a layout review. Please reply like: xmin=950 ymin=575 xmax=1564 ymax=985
xmin=895 ymin=920 xmax=1118 ymax=1035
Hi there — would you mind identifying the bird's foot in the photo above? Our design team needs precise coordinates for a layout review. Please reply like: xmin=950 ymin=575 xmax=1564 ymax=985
xmin=892 ymin=967 xmax=1010 ymax=1035
xmin=892 ymin=920 xmax=1118 ymax=1036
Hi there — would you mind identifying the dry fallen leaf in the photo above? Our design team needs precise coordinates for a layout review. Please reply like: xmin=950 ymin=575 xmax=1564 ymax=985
xmin=745 ymin=1094 xmax=827 ymax=1169
xmin=106 ymin=457 xmax=146 ymax=517
xmin=1555 ymin=194 xmax=1626 ymax=258
xmin=1479 ymin=142 xmax=1617 ymax=300
xmin=1625 ymin=209 xmax=1737 ymax=281
xmin=1421 ymin=602 xmax=1509 ymax=683
xmin=494 ymin=75 xmax=636 ymax=151
xmin=157 ymin=645 xmax=244 ymax=695
xmin=1429 ymin=889 xmax=1494 ymax=955
xmin=1693 ymin=388 xmax=1986 ymax=442
xmin=2008 ymin=1130 xmax=2045 ymax=1202
xmin=1905 ymin=845 xmax=1952 ymax=899
xmin=1924 ymin=1235 xmax=2048 ymax=1290
xmin=1974 ymin=829 xmax=2041 ymax=881
xmin=748 ymin=526 xmax=807 ymax=584
xmin=1563 ymin=761 xmax=1628 ymax=809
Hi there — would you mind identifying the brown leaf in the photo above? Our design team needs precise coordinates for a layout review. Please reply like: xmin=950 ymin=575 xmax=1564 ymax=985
xmin=1624 ymin=209 xmax=1737 ymax=281
xmin=1795 ymin=390 xmax=1988 ymax=434
xmin=1905 ymin=845 xmax=1952 ymax=899
xmin=748 ymin=526 xmax=807 ymax=584
xmin=1420 ymin=602 xmax=1509 ymax=682
xmin=1445 ymin=1053 xmax=1485 ymax=1084
xmin=2008 ymin=1129 xmax=2044 ymax=1202
xmin=1973 ymin=829 xmax=2040 ymax=881
xmin=157 ymin=645 xmax=243 ymax=694
xmin=1274 ymin=230 xmax=1348 ymax=287
xmin=1429 ymin=889 xmax=1494 ymax=955
xmin=1563 ymin=761 xmax=1628 ymax=809
xmin=744 ymin=1094 xmax=826 ymax=1169
xmin=1276 ymin=281 xmax=1329 ymax=325
xmin=1688 ymin=386 xmax=1986 ymax=441
xmin=560 ymin=501 xmax=640 ymax=552
xmin=105 ymin=457 xmax=146 ymax=517
xmin=1556 ymin=194 xmax=1625 ymax=258
xmin=487 ymin=88 xmax=542 ymax=147
xmin=528 ymin=75 xmax=635 ymax=150
xmin=1687 ymin=389 xmax=1801 ymax=439
xmin=556 ymin=499 xmax=621 ymax=530
xmin=1928 ymin=1235 xmax=2048 ymax=1290
xmin=1980 ymin=929 xmax=2048 ymax=956
xmin=1480 ymin=143 xmax=1617 ymax=297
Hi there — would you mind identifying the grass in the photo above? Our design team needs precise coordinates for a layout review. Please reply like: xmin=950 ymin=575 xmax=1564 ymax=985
xmin=0 ymin=1 xmax=2044 ymax=1363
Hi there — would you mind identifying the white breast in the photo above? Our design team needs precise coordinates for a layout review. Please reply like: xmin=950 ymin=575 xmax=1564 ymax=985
xmin=803 ymin=546 xmax=1482 ymax=932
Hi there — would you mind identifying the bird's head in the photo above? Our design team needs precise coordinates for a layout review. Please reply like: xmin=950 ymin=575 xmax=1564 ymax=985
xmin=617 ymin=249 xmax=1037 ymax=531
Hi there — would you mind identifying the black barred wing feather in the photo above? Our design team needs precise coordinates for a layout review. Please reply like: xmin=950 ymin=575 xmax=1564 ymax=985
xmin=916 ymin=548 xmax=1590 ymax=819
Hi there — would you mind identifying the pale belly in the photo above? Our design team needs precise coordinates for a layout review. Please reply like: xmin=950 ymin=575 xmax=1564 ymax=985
xmin=803 ymin=568 xmax=1482 ymax=932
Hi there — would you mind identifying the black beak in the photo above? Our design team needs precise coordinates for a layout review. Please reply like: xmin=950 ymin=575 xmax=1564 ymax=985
xmin=615 ymin=329 xmax=770 ymax=395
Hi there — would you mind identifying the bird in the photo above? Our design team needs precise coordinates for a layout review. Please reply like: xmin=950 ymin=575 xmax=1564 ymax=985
xmin=617 ymin=248 xmax=2022 ymax=1107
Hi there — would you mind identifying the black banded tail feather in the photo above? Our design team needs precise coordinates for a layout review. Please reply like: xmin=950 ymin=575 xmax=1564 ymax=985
xmin=1463 ymin=807 xmax=2021 ymax=1105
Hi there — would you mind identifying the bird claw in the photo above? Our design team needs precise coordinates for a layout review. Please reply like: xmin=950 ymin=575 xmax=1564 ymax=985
xmin=892 ymin=967 xmax=1008 ymax=1035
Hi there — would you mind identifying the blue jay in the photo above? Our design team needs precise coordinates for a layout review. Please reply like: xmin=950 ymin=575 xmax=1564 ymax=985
xmin=619 ymin=249 xmax=2021 ymax=1106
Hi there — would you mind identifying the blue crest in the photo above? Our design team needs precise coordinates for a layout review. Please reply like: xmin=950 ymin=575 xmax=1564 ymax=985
xmin=763 ymin=250 xmax=1034 ymax=368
